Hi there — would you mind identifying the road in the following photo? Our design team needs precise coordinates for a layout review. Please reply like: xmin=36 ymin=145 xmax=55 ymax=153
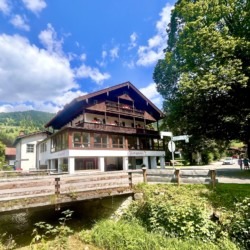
xmin=169 ymin=159 xmax=250 ymax=184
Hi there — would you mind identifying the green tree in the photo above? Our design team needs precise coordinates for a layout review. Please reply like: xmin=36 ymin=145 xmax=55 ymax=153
xmin=0 ymin=141 xmax=6 ymax=169
xmin=154 ymin=0 xmax=250 ymax=156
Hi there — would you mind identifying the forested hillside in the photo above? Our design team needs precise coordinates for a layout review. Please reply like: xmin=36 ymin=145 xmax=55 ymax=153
xmin=0 ymin=110 xmax=54 ymax=146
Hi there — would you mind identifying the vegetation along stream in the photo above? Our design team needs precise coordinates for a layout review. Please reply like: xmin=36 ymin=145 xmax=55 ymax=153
xmin=0 ymin=195 xmax=128 ymax=247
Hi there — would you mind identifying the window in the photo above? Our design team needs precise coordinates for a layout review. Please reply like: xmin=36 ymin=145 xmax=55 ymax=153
xmin=73 ymin=132 xmax=82 ymax=147
xmin=94 ymin=133 xmax=108 ymax=148
xmin=73 ymin=132 xmax=90 ymax=148
xmin=111 ymin=135 xmax=123 ymax=148
xmin=27 ymin=144 xmax=34 ymax=153
xmin=40 ymin=142 xmax=47 ymax=153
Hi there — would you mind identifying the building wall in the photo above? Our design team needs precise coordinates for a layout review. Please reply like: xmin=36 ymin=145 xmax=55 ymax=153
xmin=15 ymin=143 xmax=22 ymax=169
xmin=38 ymin=139 xmax=51 ymax=167
xmin=16 ymin=134 xmax=48 ymax=171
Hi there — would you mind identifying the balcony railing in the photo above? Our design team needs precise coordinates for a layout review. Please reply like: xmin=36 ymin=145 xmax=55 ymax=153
xmin=106 ymin=101 xmax=144 ymax=118
xmin=75 ymin=121 xmax=159 ymax=136
xmin=71 ymin=142 xmax=163 ymax=151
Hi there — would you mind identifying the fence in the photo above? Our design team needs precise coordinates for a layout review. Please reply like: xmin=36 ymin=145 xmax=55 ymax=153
xmin=0 ymin=168 xmax=216 ymax=213
xmin=142 ymin=168 xmax=217 ymax=188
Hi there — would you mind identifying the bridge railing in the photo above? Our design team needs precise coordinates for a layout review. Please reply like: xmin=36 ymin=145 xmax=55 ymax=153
xmin=141 ymin=168 xmax=217 ymax=188
xmin=0 ymin=168 xmax=217 ymax=213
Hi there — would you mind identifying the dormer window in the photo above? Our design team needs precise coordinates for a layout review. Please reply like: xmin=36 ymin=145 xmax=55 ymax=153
xmin=93 ymin=99 xmax=98 ymax=104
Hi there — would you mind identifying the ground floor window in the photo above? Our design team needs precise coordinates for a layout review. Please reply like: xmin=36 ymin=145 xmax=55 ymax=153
xmin=128 ymin=157 xmax=146 ymax=169
xmin=105 ymin=157 xmax=123 ymax=171
xmin=75 ymin=157 xmax=98 ymax=170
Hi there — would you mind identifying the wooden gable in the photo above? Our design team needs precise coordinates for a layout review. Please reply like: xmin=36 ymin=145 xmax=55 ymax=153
xmin=45 ymin=81 xmax=164 ymax=129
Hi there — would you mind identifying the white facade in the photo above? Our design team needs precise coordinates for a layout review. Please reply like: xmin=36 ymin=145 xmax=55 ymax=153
xmin=15 ymin=133 xmax=48 ymax=171
xmin=37 ymin=136 xmax=165 ymax=174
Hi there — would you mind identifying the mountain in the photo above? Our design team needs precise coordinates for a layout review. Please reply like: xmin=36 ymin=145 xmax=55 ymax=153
xmin=0 ymin=110 xmax=55 ymax=146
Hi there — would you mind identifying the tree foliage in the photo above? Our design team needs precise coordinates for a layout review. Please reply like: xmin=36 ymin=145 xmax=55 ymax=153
xmin=0 ymin=110 xmax=54 ymax=146
xmin=154 ymin=0 xmax=250 ymax=153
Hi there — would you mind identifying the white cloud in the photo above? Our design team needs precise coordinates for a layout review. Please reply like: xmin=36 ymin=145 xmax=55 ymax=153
xmin=110 ymin=46 xmax=119 ymax=61
xmin=96 ymin=50 xmax=108 ymax=67
xmin=140 ymin=83 xmax=163 ymax=109
xmin=39 ymin=23 xmax=63 ymax=55
xmin=80 ymin=53 xmax=87 ymax=61
xmin=22 ymin=0 xmax=46 ymax=14
xmin=136 ymin=4 xmax=173 ymax=66
xmin=75 ymin=64 xmax=111 ymax=85
xmin=0 ymin=34 xmax=81 ymax=112
xmin=0 ymin=0 xmax=10 ymax=14
xmin=10 ymin=14 xmax=30 ymax=31
xmin=123 ymin=60 xmax=135 ymax=69
xmin=128 ymin=32 xmax=137 ymax=50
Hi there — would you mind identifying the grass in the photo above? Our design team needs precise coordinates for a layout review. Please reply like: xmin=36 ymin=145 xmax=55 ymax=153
xmin=3 ymin=183 xmax=250 ymax=250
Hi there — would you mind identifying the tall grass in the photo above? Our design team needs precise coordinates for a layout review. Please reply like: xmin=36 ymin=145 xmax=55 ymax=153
xmin=79 ymin=219 xmax=238 ymax=250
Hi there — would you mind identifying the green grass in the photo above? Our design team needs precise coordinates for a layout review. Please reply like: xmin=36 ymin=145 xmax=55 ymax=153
xmin=7 ymin=183 xmax=250 ymax=250
xmin=79 ymin=219 xmax=238 ymax=250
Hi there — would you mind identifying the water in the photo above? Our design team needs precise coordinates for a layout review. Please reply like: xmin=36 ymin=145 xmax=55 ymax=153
xmin=0 ymin=195 xmax=129 ymax=248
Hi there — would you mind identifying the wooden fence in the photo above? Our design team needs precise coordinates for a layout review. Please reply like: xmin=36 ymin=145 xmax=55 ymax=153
xmin=0 ymin=168 xmax=216 ymax=213
xmin=0 ymin=171 xmax=143 ymax=213
xmin=143 ymin=168 xmax=217 ymax=188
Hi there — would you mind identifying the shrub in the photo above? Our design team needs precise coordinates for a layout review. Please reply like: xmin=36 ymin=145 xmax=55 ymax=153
xmin=30 ymin=209 xmax=74 ymax=250
xmin=229 ymin=197 xmax=250 ymax=249
xmin=145 ymin=201 xmax=218 ymax=241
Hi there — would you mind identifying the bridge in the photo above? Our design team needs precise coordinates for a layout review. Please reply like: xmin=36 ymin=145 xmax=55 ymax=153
xmin=0 ymin=168 xmax=217 ymax=213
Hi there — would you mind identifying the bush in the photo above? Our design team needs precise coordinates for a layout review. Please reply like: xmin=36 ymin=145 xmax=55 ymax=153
xmin=201 ymin=152 xmax=214 ymax=164
xmin=229 ymin=197 xmax=250 ymax=249
xmin=142 ymin=201 xmax=217 ymax=241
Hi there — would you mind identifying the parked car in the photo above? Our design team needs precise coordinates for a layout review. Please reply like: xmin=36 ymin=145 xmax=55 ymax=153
xmin=222 ymin=157 xmax=235 ymax=165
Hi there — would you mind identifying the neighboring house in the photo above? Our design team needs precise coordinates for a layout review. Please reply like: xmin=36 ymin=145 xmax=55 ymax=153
xmin=13 ymin=131 xmax=50 ymax=171
xmin=5 ymin=147 xmax=16 ymax=166
xmin=15 ymin=81 xmax=166 ymax=173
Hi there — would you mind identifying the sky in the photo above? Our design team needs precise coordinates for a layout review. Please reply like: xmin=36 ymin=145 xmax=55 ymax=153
xmin=0 ymin=0 xmax=175 ymax=113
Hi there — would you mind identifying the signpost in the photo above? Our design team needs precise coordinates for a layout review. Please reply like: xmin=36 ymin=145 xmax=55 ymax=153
xmin=168 ymin=141 xmax=176 ymax=152
xmin=172 ymin=135 xmax=190 ymax=143
xmin=160 ymin=131 xmax=190 ymax=168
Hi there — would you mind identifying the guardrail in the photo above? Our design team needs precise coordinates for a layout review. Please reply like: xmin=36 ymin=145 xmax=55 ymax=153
xmin=141 ymin=168 xmax=217 ymax=188
xmin=0 ymin=171 xmax=140 ymax=213
xmin=0 ymin=168 xmax=217 ymax=213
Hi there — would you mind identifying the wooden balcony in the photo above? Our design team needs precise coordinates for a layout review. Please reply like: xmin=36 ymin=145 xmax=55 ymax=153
xmin=75 ymin=121 xmax=159 ymax=136
xmin=106 ymin=101 xmax=144 ymax=118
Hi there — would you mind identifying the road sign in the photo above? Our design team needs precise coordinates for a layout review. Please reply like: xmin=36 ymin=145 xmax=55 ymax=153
xmin=172 ymin=135 xmax=189 ymax=142
xmin=168 ymin=141 xmax=176 ymax=152
xmin=160 ymin=131 xmax=173 ymax=139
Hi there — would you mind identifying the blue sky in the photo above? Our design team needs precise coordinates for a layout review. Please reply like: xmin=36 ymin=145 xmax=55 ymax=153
xmin=0 ymin=0 xmax=174 ymax=113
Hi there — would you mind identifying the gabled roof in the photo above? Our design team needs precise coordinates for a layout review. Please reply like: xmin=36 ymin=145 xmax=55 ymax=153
xmin=5 ymin=147 xmax=16 ymax=156
xmin=13 ymin=131 xmax=51 ymax=146
xmin=45 ymin=81 xmax=164 ymax=129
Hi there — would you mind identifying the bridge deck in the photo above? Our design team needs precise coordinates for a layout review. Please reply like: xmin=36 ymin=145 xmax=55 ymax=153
xmin=0 ymin=171 xmax=143 ymax=213
xmin=0 ymin=168 xmax=217 ymax=213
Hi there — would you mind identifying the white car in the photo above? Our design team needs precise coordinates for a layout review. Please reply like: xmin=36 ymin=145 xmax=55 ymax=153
xmin=222 ymin=157 xmax=235 ymax=165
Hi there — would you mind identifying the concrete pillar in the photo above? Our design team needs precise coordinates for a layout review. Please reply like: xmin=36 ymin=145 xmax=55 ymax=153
xmin=160 ymin=156 xmax=165 ymax=168
xmin=99 ymin=157 xmax=105 ymax=172
xmin=150 ymin=156 xmax=157 ymax=169
xmin=123 ymin=156 xmax=128 ymax=171
xmin=58 ymin=158 xmax=63 ymax=173
xmin=68 ymin=157 xmax=75 ymax=174
xmin=143 ymin=156 xmax=148 ymax=168
xmin=51 ymin=159 xmax=55 ymax=170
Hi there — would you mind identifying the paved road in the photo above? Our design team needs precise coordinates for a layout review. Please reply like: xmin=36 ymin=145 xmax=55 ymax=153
xmin=169 ymin=160 xmax=250 ymax=184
